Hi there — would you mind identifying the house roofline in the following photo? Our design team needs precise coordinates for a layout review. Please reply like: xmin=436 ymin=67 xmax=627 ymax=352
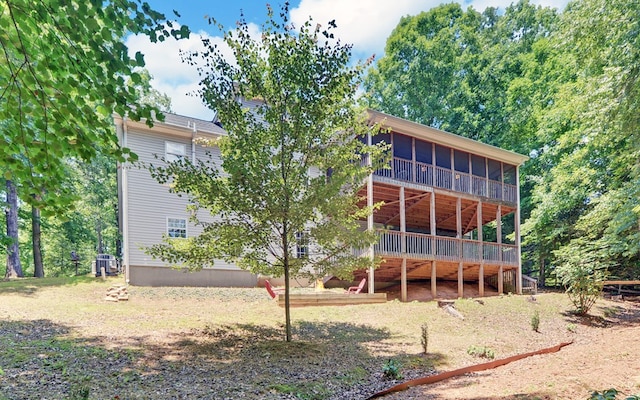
xmin=114 ymin=109 xmax=529 ymax=166
xmin=113 ymin=113 xmax=225 ymax=139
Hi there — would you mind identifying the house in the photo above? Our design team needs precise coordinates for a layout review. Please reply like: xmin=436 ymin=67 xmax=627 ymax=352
xmin=115 ymin=112 xmax=258 ymax=287
xmin=115 ymin=108 xmax=528 ymax=298
xmin=355 ymin=111 xmax=528 ymax=301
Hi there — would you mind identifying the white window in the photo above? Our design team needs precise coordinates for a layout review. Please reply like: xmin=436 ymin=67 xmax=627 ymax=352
xmin=165 ymin=141 xmax=186 ymax=163
xmin=167 ymin=218 xmax=187 ymax=238
xmin=296 ymin=231 xmax=309 ymax=259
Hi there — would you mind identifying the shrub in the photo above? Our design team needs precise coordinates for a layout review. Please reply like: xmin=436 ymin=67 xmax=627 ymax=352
xmin=590 ymin=388 xmax=640 ymax=400
xmin=466 ymin=345 xmax=495 ymax=359
xmin=554 ymin=240 xmax=611 ymax=315
xmin=382 ymin=359 xmax=403 ymax=380
xmin=531 ymin=310 xmax=540 ymax=332
xmin=420 ymin=323 xmax=429 ymax=354
xmin=68 ymin=384 xmax=90 ymax=400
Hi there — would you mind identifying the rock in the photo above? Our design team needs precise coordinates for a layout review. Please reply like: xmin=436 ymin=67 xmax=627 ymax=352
xmin=443 ymin=305 xmax=465 ymax=320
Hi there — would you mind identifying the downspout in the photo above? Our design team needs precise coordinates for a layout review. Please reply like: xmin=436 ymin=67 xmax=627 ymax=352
xmin=191 ymin=121 xmax=197 ymax=163
xmin=121 ymin=116 xmax=130 ymax=284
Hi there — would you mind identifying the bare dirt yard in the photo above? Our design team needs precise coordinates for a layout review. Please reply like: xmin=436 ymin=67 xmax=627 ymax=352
xmin=0 ymin=277 xmax=638 ymax=400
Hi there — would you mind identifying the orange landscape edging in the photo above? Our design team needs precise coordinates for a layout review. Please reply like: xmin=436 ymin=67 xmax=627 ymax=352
xmin=367 ymin=341 xmax=573 ymax=399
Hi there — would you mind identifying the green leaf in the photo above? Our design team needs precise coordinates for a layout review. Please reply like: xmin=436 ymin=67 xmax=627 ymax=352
xmin=134 ymin=51 xmax=145 ymax=67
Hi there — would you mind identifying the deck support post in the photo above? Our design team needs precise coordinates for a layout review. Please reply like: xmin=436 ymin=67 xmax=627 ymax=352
xmin=515 ymin=165 xmax=523 ymax=295
xmin=431 ymin=261 xmax=437 ymax=298
xmin=477 ymin=200 xmax=483 ymax=257
xmin=457 ymin=198 xmax=463 ymax=298
xmin=367 ymin=131 xmax=375 ymax=294
xmin=496 ymin=204 xmax=502 ymax=249
xmin=479 ymin=264 xmax=484 ymax=297
xmin=458 ymin=262 xmax=464 ymax=298
xmin=400 ymin=187 xmax=407 ymax=302
xmin=430 ymin=192 xmax=436 ymax=299
xmin=401 ymin=258 xmax=407 ymax=302
xmin=498 ymin=265 xmax=504 ymax=294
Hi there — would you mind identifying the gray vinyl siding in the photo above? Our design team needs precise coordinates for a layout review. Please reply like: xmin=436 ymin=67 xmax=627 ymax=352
xmin=124 ymin=128 xmax=238 ymax=271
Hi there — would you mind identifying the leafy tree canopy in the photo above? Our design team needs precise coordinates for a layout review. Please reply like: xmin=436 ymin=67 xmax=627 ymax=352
xmin=364 ymin=0 xmax=639 ymax=284
xmin=0 ymin=0 xmax=189 ymax=210
xmin=147 ymin=3 xmax=386 ymax=341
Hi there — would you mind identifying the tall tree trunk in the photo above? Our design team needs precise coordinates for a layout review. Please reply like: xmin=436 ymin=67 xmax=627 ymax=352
xmin=5 ymin=180 xmax=23 ymax=278
xmin=96 ymin=218 xmax=103 ymax=254
xmin=538 ymin=253 xmax=546 ymax=287
xmin=32 ymin=205 xmax=44 ymax=277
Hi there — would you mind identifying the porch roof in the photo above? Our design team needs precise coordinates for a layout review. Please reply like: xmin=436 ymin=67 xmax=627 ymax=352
xmin=367 ymin=109 xmax=529 ymax=166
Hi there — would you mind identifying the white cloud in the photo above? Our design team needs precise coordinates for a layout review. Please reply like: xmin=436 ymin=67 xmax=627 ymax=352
xmin=126 ymin=23 xmax=263 ymax=120
xmin=290 ymin=0 xmax=570 ymax=59
xmin=126 ymin=30 xmax=216 ymax=119
xmin=468 ymin=0 xmax=569 ymax=15
xmin=128 ymin=1 xmax=570 ymax=119
xmin=290 ymin=0 xmax=429 ymax=59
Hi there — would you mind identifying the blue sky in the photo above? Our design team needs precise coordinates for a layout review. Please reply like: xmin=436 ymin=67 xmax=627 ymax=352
xmin=130 ymin=0 xmax=570 ymax=120
xmin=144 ymin=1 xmax=294 ymax=33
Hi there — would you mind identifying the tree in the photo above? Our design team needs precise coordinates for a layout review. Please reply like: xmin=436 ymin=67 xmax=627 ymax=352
xmin=1 ymin=1 xmax=189 ymax=278
xmin=127 ymin=69 xmax=173 ymax=113
xmin=32 ymin=204 xmax=43 ymax=277
xmin=522 ymin=0 xmax=640 ymax=283
xmin=363 ymin=0 xmax=558 ymax=147
xmin=0 ymin=0 xmax=189 ymax=208
xmin=4 ymin=180 xmax=23 ymax=278
xmin=554 ymin=238 xmax=611 ymax=315
xmin=147 ymin=4 xmax=385 ymax=342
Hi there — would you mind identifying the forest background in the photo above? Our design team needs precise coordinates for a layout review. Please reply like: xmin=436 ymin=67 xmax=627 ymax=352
xmin=2 ymin=0 xmax=638 ymax=286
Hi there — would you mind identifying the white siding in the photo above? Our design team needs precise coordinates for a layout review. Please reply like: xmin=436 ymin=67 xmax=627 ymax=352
xmin=124 ymin=128 xmax=239 ymax=272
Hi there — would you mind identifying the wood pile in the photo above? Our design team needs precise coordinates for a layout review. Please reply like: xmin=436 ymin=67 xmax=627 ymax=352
xmin=104 ymin=284 xmax=129 ymax=302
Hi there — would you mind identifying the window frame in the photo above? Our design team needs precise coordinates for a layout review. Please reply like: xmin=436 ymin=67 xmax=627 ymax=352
xmin=167 ymin=217 xmax=187 ymax=239
xmin=295 ymin=231 xmax=309 ymax=259
xmin=165 ymin=141 xmax=186 ymax=163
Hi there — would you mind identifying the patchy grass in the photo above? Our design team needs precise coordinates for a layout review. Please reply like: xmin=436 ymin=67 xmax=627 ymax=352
xmin=0 ymin=276 xmax=638 ymax=399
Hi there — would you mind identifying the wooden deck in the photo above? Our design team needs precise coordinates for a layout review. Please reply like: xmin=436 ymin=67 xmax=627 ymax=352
xmin=603 ymin=280 xmax=640 ymax=295
xmin=276 ymin=292 xmax=387 ymax=307
xmin=604 ymin=280 xmax=640 ymax=285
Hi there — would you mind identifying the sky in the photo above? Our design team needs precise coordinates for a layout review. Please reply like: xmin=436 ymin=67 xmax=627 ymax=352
xmin=128 ymin=0 xmax=571 ymax=121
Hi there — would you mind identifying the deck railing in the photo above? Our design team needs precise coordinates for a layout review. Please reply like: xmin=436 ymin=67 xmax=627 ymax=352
xmin=374 ymin=230 xmax=518 ymax=265
xmin=374 ymin=157 xmax=518 ymax=203
xmin=522 ymin=275 xmax=538 ymax=294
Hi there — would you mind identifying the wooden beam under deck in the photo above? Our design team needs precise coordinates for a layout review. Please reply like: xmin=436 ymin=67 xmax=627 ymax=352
xmin=357 ymin=183 xmax=517 ymax=235
xmin=353 ymin=173 xmax=522 ymax=300
xmin=356 ymin=258 xmax=516 ymax=283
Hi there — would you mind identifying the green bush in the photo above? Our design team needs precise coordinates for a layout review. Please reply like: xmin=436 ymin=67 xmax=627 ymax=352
xmin=554 ymin=240 xmax=611 ymax=315
xmin=382 ymin=359 xmax=403 ymax=380
xmin=466 ymin=345 xmax=495 ymax=359
xmin=590 ymin=388 xmax=640 ymax=400
xmin=420 ymin=323 xmax=429 ymax=354
xmin=531 ymin=310 xmax=540 ymax=332
xmin=67 ymin=384 xmax=90 ymax=400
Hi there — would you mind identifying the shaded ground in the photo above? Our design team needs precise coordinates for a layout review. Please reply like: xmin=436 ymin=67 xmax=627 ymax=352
xmin=0 ymin=277 xmax=638 ymax=399
xmin=384 ymin=280 xmax=500 ymax=302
